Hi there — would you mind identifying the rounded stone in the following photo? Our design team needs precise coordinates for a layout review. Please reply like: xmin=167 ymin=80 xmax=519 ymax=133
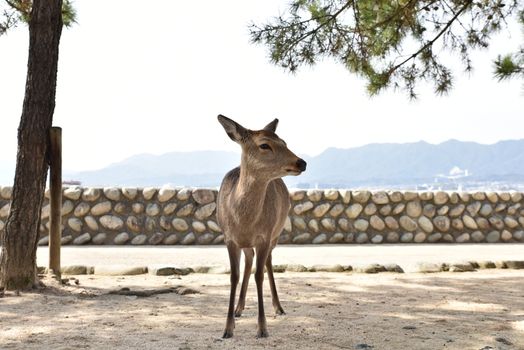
xmin=344 ymin=233 xmax=354 ymax=243
xmin=74 ymin=202 xmax=90 ymax=217
xmin=433 ymin=216 xmax=450 ymax=232
xmin=423 ymin=204 xmax=436 ymax=217
xmin=467 ymin=202 xmax=481 ymax=216
xmin=68 ymin=218 xmax=83 ymax=232
xmin=406 ymin=201 xmax=422 ymax=217
xmin=419 ymin=192 xmax=433 ymax=201
xmin=293 ymin=233 xmax=311 ymax=244
xmin=114 ymin=232 xmax=130 ymax=245
xmin=132 ymin=203 xmax=144 ymax=214
xmin=369 ymin=215 xmax=385 ymax=231
xmin=363 ymin=203 xmax=376 ymax=216
xmin=399 ymin=216 xmax=417 ymax=232
xmin=495 ymin=204 xmax=507 ymax=212
xmin=312 ymin=233 xmax=327 ymax=244
xmin=99 ymin=215 xmax=124 ymax=230
xmin=472 ymin=192 xmax=486 ymax=201
xmin=489 ymin=216 xmax=504 ymax=230
xmin=449 ymin=193 xmax=459 ymax=204
xmin=476 ymin=217 xmax=490 ymax=230
xmin=458 ymin=192 xmax=470 ymax=202
xmin=504 ymin=216 xmax=519 ymax=229
xmin=499 ymin=192 xmax=511 ymax=201
xmin=452 ymin=218 xmax=464 ymax=231
xmin=456 ymin=233 xmax=470 ymax=243
xmin=371 ymin=191 xmax=389 ymax=205
xmin=82 ymin=188 xmax=100 ymax=202
xmin=294 ymin=201 xmax=314 ymax=215
xmin=449 ymin=204 xmax=465 ymax=217
xmin=345 ymin=204 xmax=363 ymax=219
xmin=177 ymin=204 xmax=194 ymax=217
xmin=462 ymin=215 xmax=478 ymax=230
xmin=164 ymin=234 xmax=179 ymax=245
xmin=386 ymin=231 xmax=400 ymax=243
xmin=400 ymin=232 xmax=414 ymax=243
xmin=329 ymin=233 xmax=345 ymax=243
xmin=146 ymin=203 xmax=160 ymax=216
xmin=513 ymin=230 xmax=524 ymax=241
xmin=144 ymin=217 xmax=156 ymax=232
xmin=308 ymin=219 xmax=319 ymax=233
xmin=324 ymin=190 xmax=339 ymax=200
xmin=198 ymin=233 xmax=215 ymax=244
xmin=148 ymin=232 xmax=164 ymax=245
xmin=417 ymin=216 xmax=433 ymax=233
xmin=103 ymin=187 xmax=121 ymax=201
xmin=91 ymin=201 xmax=112 ymax=216
xmin=38 ymin=236 xmax=49 ymax=246
xmin=519 ymin=217 xmax=524 ymax=227
xmin=192 ymin=189 xmax=215 ymax=205
xmin=434 ymin=192 xmax=449 ymax=205
xmin=293 ymin=217 xmax=307 ymax=230
xmin=388 ymin=191 xmax=403 ymax=202
xmin=131 ymin=234 xmax=148 ymax=245
xmin=73 ymin=232 xmax=91 ymax=245
xmin=437 ymin=206 xmax=449 ymax=216
xmin=385 ymin=216 xmax=399 ymax=230
xmin=508 ymin=203 xmax=521 ymax=215
xmin=307 ymin=190 xmax=323 ymax=202
xmin=415 ymin=232 xmax=428 ymax=243
xmin=284 ymin=217 xmax=292 ymax=232
xmin=356 ymin=233 xmax=368 ymax=243
xmin=194 ymin=203 xmax=217 ymax=220
xmin=114 ymin=203 xmax=127 ymax=214
xmin=126 ymin=216 xmax=141 ymax=232
xmin=0 ymin=186 xmax=13 ymax=199
xmin=122 ymin=187 xmax=138 ymax=200
xmin=379 ymin=205 xmax=392 ymax=216
xmin=40 ymin=204 xmax=50 ymax=220
xmin=371 ymin=234 xmax=383 ymax=244
xmin=207 ymin=220 xmax=222 ymax=232
xmin=176 ymin=188 xmax=191 ymax=201
xmin=486 ymin=230 xmax=500 ymax=243
xmin=181 ymin=232 xmax=196 ymax=245
xmin=213 ymin=234 xmax=225 ymax=244
xmin=192 ymin=221 xmax=206 ymax=233
xmin=142 ymin=187 xmax=157 ymax=200
xmin=61 ymin=200 xmax=74 ymax=216
xmin=92 ymin=233 xmax=107 ymax=245
xmin=159 ymin=216 xmax=171 ymax=231
xmin=479 ymin=204 xmax=493 ymax=217
xmin=290 ymin=190 xmax=305 ymax=201
xmin=338 ymin=218 xmax=350 ymax=231
xmin=486 ymin=192 xmax=498 ymax=203
xmin=329 ymin=204 xmax=344 ymax=217
xmin=501 ymin=230 xmax=513 ymax=242
xmin=352 ymin=191 xmax=371 ymax=203
xmin=511 ymin=192 xmax=522 ymax=202
xmin=339 ymin=190 xmax=351 ymax=204
xmin=84 ymin=216 xmax=98 ymax=231
xmin=172 ymin=218 xmax=189 ymax=231
xmin=158 ymin=186 xmax=176 ymax=202
xmin=313 ymin=203 xmax=331 ymax=217
xmin=163 ymin=203 xmax=178 ymax=215
xmin=471 ymin=231 xmax=484 ymax=242
xmin=353 ymin=219 xmax=369 ymax=232
xmin=392 ymin=203 xmax=406 ymax=215
xmin=403 ymin=192 xmax=418 ymax=201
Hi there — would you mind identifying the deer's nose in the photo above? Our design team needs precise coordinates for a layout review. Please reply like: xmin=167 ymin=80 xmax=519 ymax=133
xmin=296 ymin=158 xmax=307 ymax=172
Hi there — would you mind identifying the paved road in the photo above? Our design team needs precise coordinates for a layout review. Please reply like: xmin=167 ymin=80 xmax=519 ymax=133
xmin=36 ymin=244 xmax=523 ymax=272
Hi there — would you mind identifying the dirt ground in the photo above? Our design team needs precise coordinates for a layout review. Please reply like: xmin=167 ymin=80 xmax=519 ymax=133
xmin=1 ymin=270 xmax=523 ymax=350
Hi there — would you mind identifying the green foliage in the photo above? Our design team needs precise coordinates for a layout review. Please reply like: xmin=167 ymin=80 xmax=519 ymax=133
xmin=1 ymin=0 xmax=76 ymax=35
xmin=250 ymin=0 xmax=524 ymax=98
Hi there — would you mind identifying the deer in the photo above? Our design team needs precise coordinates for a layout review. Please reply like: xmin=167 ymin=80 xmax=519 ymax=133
xmin=216 ymin=114 xmax=307 ymax=338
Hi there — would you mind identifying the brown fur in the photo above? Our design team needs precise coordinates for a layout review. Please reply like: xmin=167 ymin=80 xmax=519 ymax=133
xmin=216 ymin=115 xmax=306 ymax=338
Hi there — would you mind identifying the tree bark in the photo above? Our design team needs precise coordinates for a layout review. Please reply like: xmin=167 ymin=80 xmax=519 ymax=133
xmin=0 ymin=0 xmax=63 ymax=290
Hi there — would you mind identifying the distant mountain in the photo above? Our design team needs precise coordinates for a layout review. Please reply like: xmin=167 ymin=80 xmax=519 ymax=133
xmin=39 ymin=139 xmax=524 ymax=190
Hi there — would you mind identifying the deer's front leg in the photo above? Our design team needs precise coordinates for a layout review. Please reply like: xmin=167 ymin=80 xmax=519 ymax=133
xmin=223 ymin=243 xmax=241 ymax=339
xmin=235 ymin=248 xmax=254 ymax=317
xmin=266 ymin=252 xmax=285 ymax=315
xmin=254 ymin=244 xmax=270 ymax=338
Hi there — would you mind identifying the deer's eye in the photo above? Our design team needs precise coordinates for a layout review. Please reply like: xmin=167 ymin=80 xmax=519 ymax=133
xmin=259 ymin=143 xmax=272 ymax=150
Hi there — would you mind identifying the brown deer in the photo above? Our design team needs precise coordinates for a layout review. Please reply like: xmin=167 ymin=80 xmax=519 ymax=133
xmin=216 ymin=115 xmax=307 ymax=338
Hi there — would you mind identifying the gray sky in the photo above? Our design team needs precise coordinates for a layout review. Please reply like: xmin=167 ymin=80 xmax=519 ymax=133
xmin=0 ymin=0 xmax=522 ymax=180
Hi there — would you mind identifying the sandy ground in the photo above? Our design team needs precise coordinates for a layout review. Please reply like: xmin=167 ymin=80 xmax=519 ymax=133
xmin=1 ymin=270 xmax=524 ymax=350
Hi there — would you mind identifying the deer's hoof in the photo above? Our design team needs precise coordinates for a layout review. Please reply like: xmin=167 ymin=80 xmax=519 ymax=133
xmin=275 ymin=307 xmax=285 ymax=316
xmin=222 ymin=330 xmax=234 ymax=339
xmin=256 ymin=329 xmax=269 ymax=338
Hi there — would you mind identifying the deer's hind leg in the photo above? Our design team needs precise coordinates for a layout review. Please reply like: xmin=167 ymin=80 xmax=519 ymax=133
xmin=266 ymin=251 xmax=285 ymax=315
xmin=235 ymin=248 xmax=254 ymax=317
xmin=223 ymin=243 xmax=241 ymax=339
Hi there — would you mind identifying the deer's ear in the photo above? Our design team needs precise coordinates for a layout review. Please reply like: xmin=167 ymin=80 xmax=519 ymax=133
xmin=263 ymin=118 xmax=279 ymax=133
xmin=217 ymin=114 xmax=248 ymax=143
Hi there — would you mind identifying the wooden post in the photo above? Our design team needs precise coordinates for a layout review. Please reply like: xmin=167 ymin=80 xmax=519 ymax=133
xmin=49 ymin=126 xmax=62 ymax=276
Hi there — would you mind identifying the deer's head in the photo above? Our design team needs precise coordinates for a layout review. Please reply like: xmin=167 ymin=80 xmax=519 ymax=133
xmin=218 ymin=114 xmax=306 ymax=180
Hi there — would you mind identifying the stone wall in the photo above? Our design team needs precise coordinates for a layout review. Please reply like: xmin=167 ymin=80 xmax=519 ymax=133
xmin=0 ymin=186 xmax=523 ymax=245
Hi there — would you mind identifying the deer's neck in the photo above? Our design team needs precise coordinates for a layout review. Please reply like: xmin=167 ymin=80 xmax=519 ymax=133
xmin=233 ymin=166 xmax=270 ymax=221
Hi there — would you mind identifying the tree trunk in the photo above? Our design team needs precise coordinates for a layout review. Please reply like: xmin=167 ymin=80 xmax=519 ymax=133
xmin=0 ymin=0 xmax=63 ymax=290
